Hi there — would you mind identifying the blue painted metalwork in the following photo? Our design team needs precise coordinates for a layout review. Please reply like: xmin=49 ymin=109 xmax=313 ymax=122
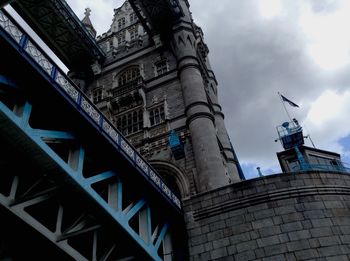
xmin=307 ymin=163 xmax=350 ymax=173
xmin=126 ymin=200 xmax=146 ymax=220
xmin=277 ymin=120 xmax=304 ymax=150
xmin=169 ymin=130 xmax=184 ymax=160
xmin=0 ymin=8 xmax=182 ymax=260
xmin=0 ymin=84 xmax=171 ymax=260
xmin=230 ymin=140 xmax=245 ymax=180
xmin=276 ymin=120 xmax=349 ymax=175
xmin=86 ymin=171 xmax=117 ymax=185
xmin=294 ymin=146 xmax=309 ymax=171
xmin=155 ymin=224 xmax=168 ymax=251
xmin=0 ymin=74 xmax=16 ymax=87
xmin=0 ymin=9 xmax=181 ymax=211
xmin=11 ymin=0 xmax=105 ymax=68
xmin=290 ymin=153 xmax=350 ymax=174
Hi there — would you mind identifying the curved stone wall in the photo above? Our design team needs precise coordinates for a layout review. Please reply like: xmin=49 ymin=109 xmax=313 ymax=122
xmin=183 ymin=172 xmax=350 ymax=261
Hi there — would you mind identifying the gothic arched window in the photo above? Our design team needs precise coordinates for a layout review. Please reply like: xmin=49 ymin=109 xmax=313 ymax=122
xmin=117 ymin=67 xmax=140 ymax=87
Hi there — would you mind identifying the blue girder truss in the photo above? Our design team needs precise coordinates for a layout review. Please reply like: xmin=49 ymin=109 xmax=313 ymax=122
xmin=0 ymin=9 xmax=183 ymax=261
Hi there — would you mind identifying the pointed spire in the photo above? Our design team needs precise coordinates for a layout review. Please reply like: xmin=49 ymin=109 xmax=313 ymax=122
xmin=81 ymin=7 xmax=97 ymax=38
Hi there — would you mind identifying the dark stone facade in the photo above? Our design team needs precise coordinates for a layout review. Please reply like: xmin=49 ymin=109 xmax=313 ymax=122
xmin=183 ymin=172 xmax=350 ymax=260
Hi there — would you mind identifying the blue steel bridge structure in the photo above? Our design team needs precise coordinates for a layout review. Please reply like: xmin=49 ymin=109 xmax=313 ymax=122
xmin=0 ymin=0 xmax=186 ymax=260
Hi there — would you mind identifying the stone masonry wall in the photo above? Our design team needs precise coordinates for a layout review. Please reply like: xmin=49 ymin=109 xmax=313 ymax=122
xmin=183 ymin=172 xmax=350 ymax=261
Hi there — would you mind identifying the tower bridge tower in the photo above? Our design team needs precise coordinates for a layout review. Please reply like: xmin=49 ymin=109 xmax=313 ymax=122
xmin=82 ymin=0 xmax=243 ymax=197
xmin=3 ymin=1 xmax=350 ymax=260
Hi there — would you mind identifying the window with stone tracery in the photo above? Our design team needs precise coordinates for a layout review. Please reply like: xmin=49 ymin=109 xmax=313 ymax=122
xmin=92 ymin=88 xmax=103 ymax=103
xmin=130 ymin=13 xmax=138 ymax=23
xmin=154 ymin=60 xmax=168 ymax=76
xmin=129 ymin=28 xmax=138 ymax=41
xmin=118 ymin=32 xmax=126 ymax=45
xmin=118 ymin=67 xmax=140 ymax=86
xmin=116 ymin=109 xmax=144 ymax=136
xmin=118 ymin=17 xmax=125 ymax=29
xmin=149 ymin=106 xmax=165 ymax=126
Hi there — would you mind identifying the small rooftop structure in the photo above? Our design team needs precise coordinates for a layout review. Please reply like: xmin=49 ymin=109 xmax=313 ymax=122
xmin=276 ymin=119 xmax=304 ymax=150
xmin=276 ymin=119 xmax=349 ymax=174
xmin=277 ymin=145 xmax=348 ymax=173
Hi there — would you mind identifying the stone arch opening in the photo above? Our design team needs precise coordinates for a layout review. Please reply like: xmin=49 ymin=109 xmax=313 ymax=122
xmin=150 ymin=161 xmax=190 ymax=199
xmin=151 ymin=161 xmax=189 ymax=260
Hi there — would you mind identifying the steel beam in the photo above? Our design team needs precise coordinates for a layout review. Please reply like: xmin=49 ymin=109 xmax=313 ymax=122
xmin=0 ymin=8 xmax=185 ymax=260
xmin=10 ymin=0 xmax=105 ymax=71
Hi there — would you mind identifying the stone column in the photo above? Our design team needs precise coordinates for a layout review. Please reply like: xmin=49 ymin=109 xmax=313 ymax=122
xmin=171 ymin=23 xmax=229 ymax=192
xmin=209 ymin=80 xmax=241 ymax=183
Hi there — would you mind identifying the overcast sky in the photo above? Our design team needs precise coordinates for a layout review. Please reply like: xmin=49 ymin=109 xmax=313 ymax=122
xmin=62 ymin=0 xmax=350 ymax=179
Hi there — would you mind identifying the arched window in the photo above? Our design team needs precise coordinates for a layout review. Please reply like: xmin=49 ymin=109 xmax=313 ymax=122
xmin=117 ymin=67 xmax=140 ymax=87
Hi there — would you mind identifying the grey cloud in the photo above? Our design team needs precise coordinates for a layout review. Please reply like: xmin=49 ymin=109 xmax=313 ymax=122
xmin=309 ymin=0 xmax=342 ymax=14
xmin=190 ymin=0 xmax=336 ymax=171
xmin=65 ymin=0 xmax=349 ymax=176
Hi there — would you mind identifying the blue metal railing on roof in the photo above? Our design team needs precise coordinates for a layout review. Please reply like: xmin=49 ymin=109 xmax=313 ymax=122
xmin=290 ymin=162 xmax=350 ymax=174
xmin=308 ymin=163 xmax=350 ymax=173
xmin=0 ymin=9 xmax=181 ymax=211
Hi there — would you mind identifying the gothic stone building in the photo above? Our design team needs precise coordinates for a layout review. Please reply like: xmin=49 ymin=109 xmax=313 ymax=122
xmin=80 ymin=0 xmax=243 ymax=199
xmin=76 ymin=1 xmax=350 ymax=260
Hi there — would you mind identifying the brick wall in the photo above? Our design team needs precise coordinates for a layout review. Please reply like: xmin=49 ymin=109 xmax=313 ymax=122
xmin=183 ymin=172 xmax=350 ymax=260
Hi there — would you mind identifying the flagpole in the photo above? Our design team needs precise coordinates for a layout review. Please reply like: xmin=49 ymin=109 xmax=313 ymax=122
xmin=278 ymin=92 xmax=293 ymax=124
xmin=302 ymin=123 xmax=317 ymax=148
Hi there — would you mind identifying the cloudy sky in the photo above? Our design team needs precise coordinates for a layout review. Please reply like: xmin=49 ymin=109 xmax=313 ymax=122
xmin=11 ymin=0 xmax=350 ymax=179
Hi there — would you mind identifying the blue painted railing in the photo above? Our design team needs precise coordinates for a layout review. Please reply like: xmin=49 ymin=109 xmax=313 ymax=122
xmin=306 ymin=163 xmax=350 ymax=174
xmin=0 ymin=9 xmax=181 ymax=211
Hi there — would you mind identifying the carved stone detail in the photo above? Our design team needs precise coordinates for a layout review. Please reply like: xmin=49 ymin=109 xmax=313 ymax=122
xmin=81 ymin=97 xmax=101 ymax=124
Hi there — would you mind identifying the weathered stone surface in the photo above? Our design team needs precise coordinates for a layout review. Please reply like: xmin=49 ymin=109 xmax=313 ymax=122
xmin=184 ymin=172 xmax=350 ymax=260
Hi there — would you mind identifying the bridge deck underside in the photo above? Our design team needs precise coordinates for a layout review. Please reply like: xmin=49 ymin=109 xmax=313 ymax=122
xmin=11 ymin=0 xmax=104 ymax=71
xmin=0 ymin=10 xmax=185 ymax=260
xmin=0 ymin=133 xmax=146 ymax=260
xmin=0 ymin=206 xmax=74 ymax=260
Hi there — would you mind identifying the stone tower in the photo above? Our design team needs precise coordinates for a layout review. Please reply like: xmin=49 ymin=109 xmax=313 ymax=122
xmin=83 ymin=0 xmax=243 ymax=198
